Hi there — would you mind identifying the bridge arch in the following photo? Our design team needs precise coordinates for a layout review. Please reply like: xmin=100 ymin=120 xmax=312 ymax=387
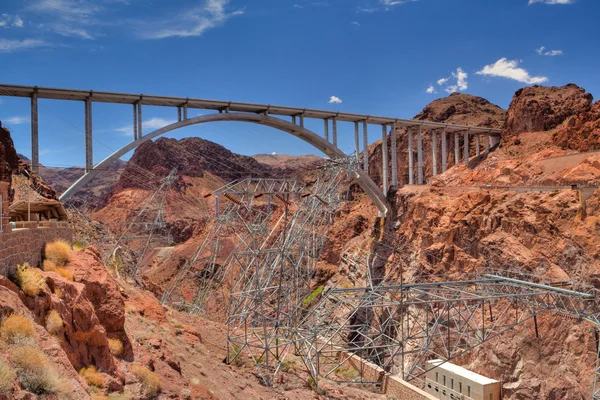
xmin=59 ymin=113 xmax=389 ymax=216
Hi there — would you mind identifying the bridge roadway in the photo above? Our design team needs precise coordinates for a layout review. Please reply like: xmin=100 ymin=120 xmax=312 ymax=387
xmin=0 ymin=84 xmax=502 ymax=216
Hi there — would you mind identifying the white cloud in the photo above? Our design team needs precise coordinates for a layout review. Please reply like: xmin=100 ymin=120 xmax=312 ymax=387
xmin=0 ymin=39 xmax=47 ymax=53
xmin=426 ymin=85 xmax=435 ymax=94
xmin=328 ymin=96 xmax=342 ymax=104
xmin=476 ymin=58 xmax=548 ymax=84
xmin=116 ymin=117 xmax=177 ymax=136
xmin=453 ymin=67 xmax=468 ymax=91
xmin=436 ymin=77 xmax=449 ymax=85
xmin=293 ymin=4 xmax=304 ymax=8
xmin=352 ymin=21 xmax=361 ymax=27
xmin=529 ymin=0 xmax=573 ymax=4
xmin=139 ymin=0 xmax=243 ymax=39
xmin=536 ymin=46 xmax=563 ymax=56
xmin=28 ymin=0 xmax=99 ymax=39
xmin=13 ymin=15 xmax=24 ymax=28
xmin=4 ymin=116 xmax=29 ymax=125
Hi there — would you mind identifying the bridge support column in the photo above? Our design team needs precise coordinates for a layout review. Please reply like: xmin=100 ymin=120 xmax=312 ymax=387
xmin=432 ymin=129 xmax=438 ymax=176
xmin=177 ymin=106 xmax=182 ymax=122
xmin=137 ymin=101 xmax=143 ymax=138
xmin=332 ymin=118 xmax=338 ymax=148
xmin=299 ymin=114 xmax=304 ymax=128
xmin=184 ymin=103 xmax=188 ymax=120
xmin=133 ymin=104 xmax=138 ymax=140
xmin=454 ymin=132 xmax=460 ymax=165
xmin=30 ymin=91 xmax=39 ymax=172
xmin=408 ymin=128 xmax=414 ymax=185
xmin=463 ymin=131 xmax=469 ymax=163
xmin=441 ymin=129 xmax=448 ymax=173
xmin=491 ymin=135 xmax=500 ymax=148
xmin=485 ymin=133 xmax=490 ymax=153
xmin=391 ymin=123 xmax=398 ymax=187
xmin=381 ymin=124 xmax=388 ymax=195
xmin=417 ymin=125 xmax=423 ymax=184
xmin=292 ymin=115 xmax=297 ymax=125
xmin=85 ymin=98 xmax=93 ymax=173
xmin=354 ymin=122 xmax=360 ymax=158
xmin=324 ymin=119 xmax=329 ymax=142
xmin=475 ymin=134 xmax=480 ymax=157
xmin=362 ymin=121 xmax=369 ymax=174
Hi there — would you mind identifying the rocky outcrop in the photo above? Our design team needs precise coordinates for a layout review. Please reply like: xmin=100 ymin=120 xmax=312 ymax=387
xmin=504 ymin=84 xmax=593 ymax=138
xmin=113 ymin=137 xmax=272 ymax=194
xmin=0 ymin=122 xmax=19 ymax=182
xmin=553 ymin=100 xmax=600 ymax=151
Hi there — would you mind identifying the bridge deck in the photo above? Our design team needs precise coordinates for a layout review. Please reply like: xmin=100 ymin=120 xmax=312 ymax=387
xmin=0 ymin=84 xmax=501 ymax=134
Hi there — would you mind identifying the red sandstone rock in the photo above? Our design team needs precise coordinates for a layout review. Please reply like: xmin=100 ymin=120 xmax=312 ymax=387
xmin=504 ymin=84 xmax=593 ymax=138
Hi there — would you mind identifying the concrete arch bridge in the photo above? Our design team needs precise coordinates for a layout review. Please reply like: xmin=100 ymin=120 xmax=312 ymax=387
xmin=0 ymin=84 xmax=501 ymax=217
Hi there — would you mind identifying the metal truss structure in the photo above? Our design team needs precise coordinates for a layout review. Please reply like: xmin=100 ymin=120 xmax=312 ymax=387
xmin=296 ymin=269 xmax=600 ymax=398
xmin=161 ymin=162 xmax=352 ymax=386
xmin=106 ymin=168 xmax=177 ymax=277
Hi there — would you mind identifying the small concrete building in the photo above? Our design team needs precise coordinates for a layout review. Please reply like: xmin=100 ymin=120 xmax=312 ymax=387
xmin=425 ymin=360 xmax=501 ymax=400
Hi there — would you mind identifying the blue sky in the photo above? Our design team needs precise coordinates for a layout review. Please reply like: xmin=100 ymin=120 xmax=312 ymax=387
xmin=0 ymin=0 xmax=598 ymax=168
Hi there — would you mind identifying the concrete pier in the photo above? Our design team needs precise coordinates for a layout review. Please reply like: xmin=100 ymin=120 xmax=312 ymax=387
xmin=485 ymin=134 xmax=490 ymax=152
xmin=408 ymin=128 xmax=414 ymax=185
xmin=363 ymin=121 xmax=369 ymax=174
xmin=475 ymin=134 xmax=480 ymax=157
xmin=354 ymin=122 xmax=360 ymax=158
xmin=30 ymin=92 xmax=39 ymax=172
xmin=382 ymin=124 xmax=389 ymax=195
xmin=463 ymin=131 xmax=469 ymax=163
xmin=432 ymin=130 xmax=438 ymax=176
xmin=391 ymin=124 xmax=398 ymax=187
xmin=85 ymin=98 xmax=93 ymax=172
xmin=417 ymin=126 xmax=424 ymax=184
xmin=332 ymin=118 xmax=338 ymax=147
xmin=441 ymin=129 xmax=447 ymax=173
xmin=324 ymin=119 xmax=329 ymax=142
xmin=454 ymin=132 xmax=460 ymax=165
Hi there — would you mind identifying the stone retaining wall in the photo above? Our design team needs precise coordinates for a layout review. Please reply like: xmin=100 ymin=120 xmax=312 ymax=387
xmin=0 ymin=222 xmax=72 ymax=275
xmin=338 ymin=351 xmax=436 ymax=400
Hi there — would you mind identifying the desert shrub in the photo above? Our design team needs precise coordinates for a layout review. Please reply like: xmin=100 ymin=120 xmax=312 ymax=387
xmin=108 ymin=338 xmax=123 ymax=357
xmin=302 ymin=285 xmax=324 ymax=307
xmin=0 ymin=358 xmax=16 ymax=394
xmin=43 ymin=259 xmax=57 ymax=272
xmin=1 ymin=314 xmax=36 ymax=344
xmin=72 ymin=241 xmax=86 ymax=252
xmin=55 ymin=267 xmax=74 ymax=281
xmin=180 ymin=388 xmax=192 ymax=399
xmin=80 ymin=366 xmax=106 ymax=388
xmin=131 ymin=365 xmax=161 ymax=397
xmin=15 ymin=263 xmax=46 ymax=297
xmin=44 ymin=240 xmax=71 ymax=267
xmin=10 ymin=345 xmax=62 ymax=394
xmin=45 ymin=310 xmax=63 ymax=335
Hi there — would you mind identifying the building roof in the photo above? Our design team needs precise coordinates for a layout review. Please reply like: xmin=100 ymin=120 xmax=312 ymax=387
xmin=427 ymin=360 xmax=499 ymax=385
xmin=9 ymin=199 xmax=68 ymax=221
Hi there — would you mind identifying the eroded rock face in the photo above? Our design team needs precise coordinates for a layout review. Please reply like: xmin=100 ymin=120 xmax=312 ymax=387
xmin=0 ymin=276 xmax=92 ymax=399
xmin=553 ymin=100 xmax=600 ymax=151
xmin=504 ymin=84 xmax=593 ymax=138
xmin=113 ymin=137 xmax=272 ymax=194
xmin=0 ymin=123 xmax=19 ymax=181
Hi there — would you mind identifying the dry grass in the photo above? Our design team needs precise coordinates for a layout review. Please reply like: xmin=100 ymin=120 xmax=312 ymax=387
xmin=10 ymin=345 xmax=62 ymax=394
xmin=131 ymin=365 xmax=161 ymax=397
xmin=80 ymin=366 xmax=106 ymax=388
xmin=44 ymin=240 xmax=71 ymax=267
xmin=43 ymin=259 xmax=57 ymax=272
xmin=15 ymin=263 xmax=46 ymax=297
xmin=1 ymin=314 xmax=36 ymax=344
xmin=108 ymin=338 xmax=123 ymax=357
xmin=55 ymin=267 xmax=74 ymax=281
xmin=45 ymin=310 xmax=63 ymax=335
xmin=0 ymin=358 xmax=16 ymax=394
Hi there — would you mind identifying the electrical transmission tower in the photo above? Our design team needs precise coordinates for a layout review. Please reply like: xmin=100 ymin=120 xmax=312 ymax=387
xmin=106 ymin=168 xmax=178 ymax=277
